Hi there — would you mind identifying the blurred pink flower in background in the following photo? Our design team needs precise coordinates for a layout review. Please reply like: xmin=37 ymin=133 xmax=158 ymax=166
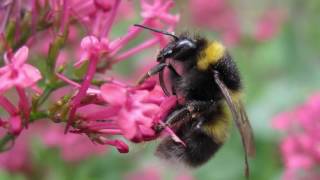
xmin=273 ymin=93 xmax=320 ymax=180
xmin=189 ymin=0 xmax=286 ymax=44
xmin=126 ymin=167 xmax=161 ymax=180
xmin=254 ymin=9 xmax=287 ymax=42
xmin=125 ymin=166 xmax=194 ymax=180
xmin=189 ymin=0 xmax=241 ymax=45
xmin=0 ymin=121 xmax=108 ymax=172
xmin=42 ymin=124 xmax=106 ymax=161
xmin=0 ymin=133 xmax=30 ymax=172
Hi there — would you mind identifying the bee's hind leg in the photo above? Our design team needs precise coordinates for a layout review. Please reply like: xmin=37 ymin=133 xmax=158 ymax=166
xmin=192 ymin=116 xmax=206 ymax=130
xmin=165 ymin=100 xmax=216 ymax=126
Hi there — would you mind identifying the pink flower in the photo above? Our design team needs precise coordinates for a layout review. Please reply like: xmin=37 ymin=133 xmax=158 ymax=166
xmin=189 ymin=0 xmax=240 ymax=45
xmin=273 ymin=93 xmax=320 ymax=180
xmin=0 ymin=0 xmax=180 ymax=156
xmin=140 ymin=0 xmax=180 ymax=25
xmin=42 ymin=124 xmax=106 ymax=161
xmin=254 ymin=9 xmax=286 ymax=42
xmin=8 ymin=115 xmax=23 ymax=136
xmin=125 ymin=166 xmax=194 ymax=180
xmin=64 ymin=0 xmax=179 ymax=135
xmin=0 ymin=132 xmax=29 ymax=172
xmin=0 ymin=95 xmax=26 ymax=136
xmin=125 ymin=167 xmax=161 ymax=180
xmin=74 ymin=35 xmax=109 ymax=67
xmin=0 ymin=46 xmax=42 ymax=93
xmin=101 ymin=81 xmax=165 ymax=142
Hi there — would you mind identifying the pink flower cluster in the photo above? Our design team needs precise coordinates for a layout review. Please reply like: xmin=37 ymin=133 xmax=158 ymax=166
xmin=0 ymin=46 xmax=42 ymax=135
xmin=189 ymin=0 xmax=286 ymax=44
xmin=0 ymin=121 xmax=106 ymax=172
xmin=125 ymin=166 xmax=194 ymax=180
xmin=273 ymin=93 xmax=320 ymax=180
xmin=0 ymin=0 xmax=180 ymax=167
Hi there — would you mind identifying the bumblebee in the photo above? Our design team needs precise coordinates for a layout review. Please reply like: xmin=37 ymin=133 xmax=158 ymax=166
xmin=135 ymin=24 xmax=255 ymax=177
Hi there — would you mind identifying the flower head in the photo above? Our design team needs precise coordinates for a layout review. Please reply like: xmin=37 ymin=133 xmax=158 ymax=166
xmin=101 ymin=80 xmax=165 ymax=142
xmin=273 ymin=93 xmax=320 ymax=180
xmin=0 ymin=46 xmax=42 ymax=94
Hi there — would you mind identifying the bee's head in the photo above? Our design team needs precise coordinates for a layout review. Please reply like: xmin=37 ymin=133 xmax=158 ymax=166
xmin=133 ymin=24 xmax=198 ymax=63
xmin=157 ymin=37 xmax=197 ymax=62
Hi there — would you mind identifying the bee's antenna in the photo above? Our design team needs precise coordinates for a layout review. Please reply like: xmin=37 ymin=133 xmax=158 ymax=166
xmin=134 ymin=24 xmax=179 ymax=41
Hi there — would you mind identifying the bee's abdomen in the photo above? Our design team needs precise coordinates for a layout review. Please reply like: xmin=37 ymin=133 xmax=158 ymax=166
xmin=156 ymin=124 xmax=222 ymax=167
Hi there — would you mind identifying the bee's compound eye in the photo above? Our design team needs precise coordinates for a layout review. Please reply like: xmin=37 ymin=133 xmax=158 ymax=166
xmin=172 ymin=39 xmax=197 ymax=60
xmin=176 ymin=40 xmax=196 ymax=50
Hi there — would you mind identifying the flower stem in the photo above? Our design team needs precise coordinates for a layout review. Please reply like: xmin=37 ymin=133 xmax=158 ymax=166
xmin=65 ymin=56 xmax=99 ymax=133
xmin=0 ymin=96 xmax=17 ymax=115
xmin=0 ymin=133 xmax=14 ymax=152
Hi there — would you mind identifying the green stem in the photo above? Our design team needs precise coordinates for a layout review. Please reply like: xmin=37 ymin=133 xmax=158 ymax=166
xmin=0 ymin=134 xmax=14 ymax=152
xmin=37 ymin=87 xmax=54 ymax=106
xmin=30 ymin=111 xmax=49 ymax=123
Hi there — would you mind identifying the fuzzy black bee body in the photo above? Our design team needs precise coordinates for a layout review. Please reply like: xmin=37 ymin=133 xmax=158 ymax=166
xmin=135 ymin=24 xmax=255 ymax=177
xmin=155 ymin=36 xmax=241 ymax=167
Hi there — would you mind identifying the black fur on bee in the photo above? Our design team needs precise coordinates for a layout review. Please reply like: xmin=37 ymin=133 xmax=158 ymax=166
xmin=135 ymin=24 xmax=255 ymax=177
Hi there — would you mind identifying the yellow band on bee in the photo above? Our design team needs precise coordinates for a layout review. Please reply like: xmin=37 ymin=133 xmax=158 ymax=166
xmin=197 ymin=41 xmax=225 ymax=70
xmin=202 ymin=102 xmax=231 ymax=143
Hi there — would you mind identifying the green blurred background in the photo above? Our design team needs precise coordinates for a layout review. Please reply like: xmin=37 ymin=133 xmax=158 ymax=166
xmin=2 ymin=0 xmax=320 ymax=179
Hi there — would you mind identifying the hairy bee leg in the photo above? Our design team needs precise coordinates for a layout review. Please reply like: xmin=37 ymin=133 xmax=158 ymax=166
xmin=167 ymin=64 xmax=181 ymax=95
xmin=159 ymin=63 xmax=180 ymax=96
xmin=165 ymin=101 xmax=216 ymax=126
xmin=137 ymin=63 xmax=168 ymax=85
xmin=159 ymin=70 xmax=170 ymax=96
xmin=137 ymin=63 xmax=180 ymax=83
xmin=186 ymin=100 xmax=215 ymax=114
xmin=137 ymin=62 xmax=180 ymax=96
xmin=165 ymin=106 xmax=190 ymax=125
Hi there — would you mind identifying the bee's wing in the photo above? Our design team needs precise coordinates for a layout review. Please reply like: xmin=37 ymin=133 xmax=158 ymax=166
xmin=237 ymin=100 xmax=256 ymax=157
xmin=213 ymin=72 xmax=255 ymax=177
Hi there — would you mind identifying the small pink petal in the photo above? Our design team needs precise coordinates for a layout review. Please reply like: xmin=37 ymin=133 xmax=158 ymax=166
xmin=101 ymin=83 xmax=127 ymax=105
xmin=22 ymin=64 xmax=42 ymax=85
xmin=102 ymin=139 xmax=129 ymax=153
xmin=94 ymin=0 xmax=112 ymax=11
xmin=81 ymin=36 xmax=100 ymax=51
xmin=13 ymin=46 xmax=29 ymax=67
xmin=9 ymin=116 xmax=23 ymax=135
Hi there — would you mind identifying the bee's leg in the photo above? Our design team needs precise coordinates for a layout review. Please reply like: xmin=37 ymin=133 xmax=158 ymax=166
xmin=165 ymin=100 xmax=216 ymax=126
xmin=165 ymin=106 xmax=190 ymax=125
xmin=187 ymin=100 xmax=215 ymax=114
xmin=137 ymin=63 xmax=168 ymax=85
xmin=167 ymin=64 xmax=181 ymax=95
xmin=159 ymin=63 xmax=180 ymax=96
